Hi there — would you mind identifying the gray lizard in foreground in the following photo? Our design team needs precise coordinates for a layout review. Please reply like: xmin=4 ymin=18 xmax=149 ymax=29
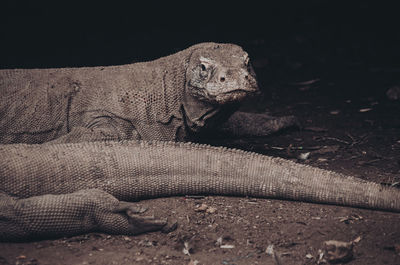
xmin=0 ymin=42 xmax=399 ymax=242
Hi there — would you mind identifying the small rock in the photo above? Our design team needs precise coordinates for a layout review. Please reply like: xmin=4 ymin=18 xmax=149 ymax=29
xmin=220 ymin=244 xmax=235 ymax=249
xmin=135 ymin=256 xmax=145 ymax=262
xmin=215 ymin=237 xmax=223 ymax=246
xmin=195 ymin=203 xmax=217 ymax=214
xmin=138 ymin=239 xmax=156 ymax=247
xmin=183 ymin=241 xmax=193 ymax=256
xmin=206 ymin=206 xmax=217 ymax=214
xmin=194 ymin=203 xmax=208 ymax=212
xmin=359 ymin=107 xmax=372 ymax=113
xmin=298 ymin=152 xmax=310 ymax=160
xmin=318 ymin=249 xmax=326 ymax=263
xmin=323 ymin=240 xmax=353 ymax=263
xmin=352 ymin=236 xmax=362 ymax=244
xmin=265 ymin=244 xmax=274 ymax=255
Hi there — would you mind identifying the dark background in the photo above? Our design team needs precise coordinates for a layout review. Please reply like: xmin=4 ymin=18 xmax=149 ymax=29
xmin=1 ymin=1 xmax=398 ymax=65
xmin=1 ymin=1 xmax=399 ymax=97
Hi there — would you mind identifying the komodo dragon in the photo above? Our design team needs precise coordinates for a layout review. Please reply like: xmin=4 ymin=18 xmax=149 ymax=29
xmin=0 ymin=43 xmax=399 ymax=241
xmin=0 ymin=42 xmax=295 ymax=144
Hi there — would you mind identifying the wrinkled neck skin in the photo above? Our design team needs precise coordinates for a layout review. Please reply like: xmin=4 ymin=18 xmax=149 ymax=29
xmin=181 ymin=87 xmax=239 ymax=139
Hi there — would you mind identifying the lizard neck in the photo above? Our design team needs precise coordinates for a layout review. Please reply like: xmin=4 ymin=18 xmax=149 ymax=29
xmin=181 ymin=88 xmax=240 ymax=134
xmin=181 ymin=92 xmax=221 ymax=134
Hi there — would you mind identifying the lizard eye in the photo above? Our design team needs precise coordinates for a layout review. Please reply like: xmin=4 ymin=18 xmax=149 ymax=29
xmin=201 ymin=63 xmax=207 ymax=71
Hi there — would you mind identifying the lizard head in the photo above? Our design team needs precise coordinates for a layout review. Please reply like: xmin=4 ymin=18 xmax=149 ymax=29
xmin=186 ymin=43 xmax=259 ymax=105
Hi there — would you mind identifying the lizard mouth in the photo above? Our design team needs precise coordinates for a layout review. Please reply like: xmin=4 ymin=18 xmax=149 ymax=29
xmin=223 ymin=86 xmax=259 ymax=96
xmin=215 ymin=88 xmax=258 ymax=104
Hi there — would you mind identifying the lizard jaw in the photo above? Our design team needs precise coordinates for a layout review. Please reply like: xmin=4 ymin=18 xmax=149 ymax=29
xmin=214 ymin=88 xmax=258 ymax=104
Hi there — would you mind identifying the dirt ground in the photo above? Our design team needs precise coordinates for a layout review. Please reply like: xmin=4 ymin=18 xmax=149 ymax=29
xmin=1 ymin=36 xmax=399 ymax=265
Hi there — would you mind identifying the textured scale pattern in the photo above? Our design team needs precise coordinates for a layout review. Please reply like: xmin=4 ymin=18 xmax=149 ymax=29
xmin=1 ymin=140 xmax=399 ymax=241
xmin=0 ymin=190 xmax=132 ymax=240
xmin=0 ymin=42 xmax=256 ymax=144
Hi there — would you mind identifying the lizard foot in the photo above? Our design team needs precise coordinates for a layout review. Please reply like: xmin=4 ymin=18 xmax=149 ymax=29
xmin=110 ymin=201 xmax=174 ymax=235
xmin=220 ymin=111 xmax=301 ymax=137
xmin=0 ymin=189 xmax=174 ymax=241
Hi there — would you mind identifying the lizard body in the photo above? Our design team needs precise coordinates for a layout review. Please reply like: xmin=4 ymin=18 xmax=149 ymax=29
xmin=1 ymin=42 xmax=398 ymax=241
xmin=0 ymin=43 xmax=258 ymax=144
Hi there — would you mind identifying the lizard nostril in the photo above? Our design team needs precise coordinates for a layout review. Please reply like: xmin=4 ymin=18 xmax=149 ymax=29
xmin=220 ymin=77 xmax=226 ymax=82
xmin=244 ymin=75 xmax=249 ymax=80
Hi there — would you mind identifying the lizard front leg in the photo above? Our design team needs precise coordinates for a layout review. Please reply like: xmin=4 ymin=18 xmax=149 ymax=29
xmin=51 ymin=113 xmax=141 ymax=143
xmin=219 ymin=111 xmax=300 ymax=137
xmin=49 ymin=127 xmax=125 ymax=143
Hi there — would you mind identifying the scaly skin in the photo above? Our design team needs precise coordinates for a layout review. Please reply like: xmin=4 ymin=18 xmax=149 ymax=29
xmin=0 ymin=43 xmax=259 ymax=144
xmin=0 ymin=140 xmax=399 ymax=241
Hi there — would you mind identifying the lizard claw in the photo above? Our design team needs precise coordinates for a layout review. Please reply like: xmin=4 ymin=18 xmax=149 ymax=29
xmin=114 ymin=201 xmax=148 ymax=214
xmin=110 ymin=201 xmax=173 ymax=235
xmin=125 ymin=206 xmax=169 ymax=235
